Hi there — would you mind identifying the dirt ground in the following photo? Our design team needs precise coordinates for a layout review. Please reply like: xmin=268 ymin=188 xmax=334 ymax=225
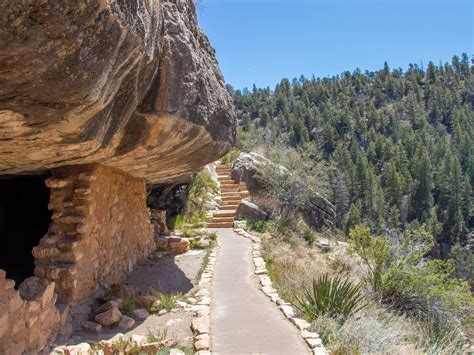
xmin=65 ymin=249 xmax=206 ymax=348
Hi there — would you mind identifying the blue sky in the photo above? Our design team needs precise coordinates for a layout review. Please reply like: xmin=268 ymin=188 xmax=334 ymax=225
xmin=198 ymin=0 xmax=473 ymax=90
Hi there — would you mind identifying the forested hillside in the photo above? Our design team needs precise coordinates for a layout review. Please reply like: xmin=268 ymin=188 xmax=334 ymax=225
xmin=231 ymin=54 xmax=473 ymax=265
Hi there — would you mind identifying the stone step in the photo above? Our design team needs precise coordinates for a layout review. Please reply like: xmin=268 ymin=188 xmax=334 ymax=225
xmin=221 ymin=185 xmax=240 ymax=192
xmin=221 ymin=188 xmax=240 ymax=193
xmin=222 ymin=195 xmax=241 ymax=201
xmin=221 ymin=184 xmax=240 ymax=190
xmin=207 ymin=222 xmax=234 ymax=228
xmin=216 ymin=168 xmax=231 ymax=173
xmin=221 ymin=191 xmax=241 ymax=196
xmin=208 ymin=216 xmax=234 ymax=223
xmin=213 ymin=210 xmax=236 ymax=217
xmin=221 ymin=201 xmax=241 ymax=206
xmin=218 ymin=178 xmax=234 ymax=182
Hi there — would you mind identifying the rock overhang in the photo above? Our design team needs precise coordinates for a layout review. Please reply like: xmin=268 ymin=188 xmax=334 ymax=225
xmin=0 ymin=0 xmax=236 ymax=183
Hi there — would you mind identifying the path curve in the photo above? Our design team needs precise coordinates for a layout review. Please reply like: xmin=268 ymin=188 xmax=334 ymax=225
xmin=210 ymin=228 xmax=310 ymax=354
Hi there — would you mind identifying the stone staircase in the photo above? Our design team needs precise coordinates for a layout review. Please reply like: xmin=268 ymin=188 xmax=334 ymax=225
xmin=207 ymin=164 xmax=248 ymax=228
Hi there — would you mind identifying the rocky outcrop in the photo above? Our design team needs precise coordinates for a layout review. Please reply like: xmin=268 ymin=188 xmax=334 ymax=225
xmin=236 ymin=200 xmax=268 ymax=221
xmin=231 ymin=152 xmax=283 ymax=194
xmin=231 ymin=152 xmax=336 ymax=228
xmin=0 ymin=0 xmax=236 ymax=183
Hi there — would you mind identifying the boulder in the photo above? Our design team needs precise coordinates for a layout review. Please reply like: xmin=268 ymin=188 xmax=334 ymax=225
xmin=0 ymin=0 xmax=236 ymax=183
xmin=235 ymin=200 xmax=268 ymax=221
xmin=118 ymin=316 xmax=136 ymax=330
xmin=231 ymin=152 xmax=336 ymax=228
xmin=231 ymin=152 xmax=281 ymax=194
xmin=95 ymin=308 xmax=122 ymax=327
xmin=98 ymin=300 xmax=122 ymax=313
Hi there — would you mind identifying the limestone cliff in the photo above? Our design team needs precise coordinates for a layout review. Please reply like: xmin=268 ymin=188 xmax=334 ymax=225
xmin=0 ymin=0 xmax=236 ymax=183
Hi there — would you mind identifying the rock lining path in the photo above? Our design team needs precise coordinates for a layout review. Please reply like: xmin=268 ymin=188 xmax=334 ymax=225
xmin=210 ymin=228 xmax=309 ymax=354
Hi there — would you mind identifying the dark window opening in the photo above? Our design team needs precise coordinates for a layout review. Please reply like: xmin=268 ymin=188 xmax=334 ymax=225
xmin=0 ymin=174 xmax=52 ymax=288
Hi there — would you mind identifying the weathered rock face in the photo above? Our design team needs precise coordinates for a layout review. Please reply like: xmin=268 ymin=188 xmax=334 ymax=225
xmin=236 ymin=200 xmax=268 ymax=222
xmin=231 ymin=152 xmax=336 ymax=228
xmin=0 ymin=0 xmax=236 ymax=183
xmin=231 ymin=152 xmax=277 ymax=194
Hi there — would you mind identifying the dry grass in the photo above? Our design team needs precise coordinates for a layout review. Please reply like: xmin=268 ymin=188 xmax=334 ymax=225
xmin=261 ymin=233 xmax=364 ymax=303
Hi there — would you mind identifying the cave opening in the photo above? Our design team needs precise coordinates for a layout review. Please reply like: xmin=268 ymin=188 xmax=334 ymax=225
xmin=0 ymin=174 xmax=52 ymax=288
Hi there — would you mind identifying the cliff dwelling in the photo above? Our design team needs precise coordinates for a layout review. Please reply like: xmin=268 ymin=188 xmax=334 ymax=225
xmin=0 ymin=0 xmax=236 ymax=353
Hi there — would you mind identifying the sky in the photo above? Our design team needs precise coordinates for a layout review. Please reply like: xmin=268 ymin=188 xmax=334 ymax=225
xmin=197 ymin=0 xmax=473 ymax=90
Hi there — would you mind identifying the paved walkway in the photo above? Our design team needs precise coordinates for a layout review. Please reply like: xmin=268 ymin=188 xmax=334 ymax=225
xmin=210 ymin=229 xmax=309 ymax=354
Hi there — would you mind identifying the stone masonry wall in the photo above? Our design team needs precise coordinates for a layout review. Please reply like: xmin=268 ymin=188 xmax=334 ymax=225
xmin=33 ymin=164 xmax=155 ymax=306
xmin=0 ymin=273 xmax=63 ymax=354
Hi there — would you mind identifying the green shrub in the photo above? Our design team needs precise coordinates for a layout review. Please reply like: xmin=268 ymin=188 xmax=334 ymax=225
xmin=121 ymin=295 xmax=137 ymax=316
xmin=209 ymin=232 xmax=217 ymax=241
xmin=220 ymin=148 xmax=240 ymax=164
xmin=349 ymin=223 xmax=474 ymax=344
xmin=302 ymin=228 xmax=316 ymax=246
xmin=159 ymin=294 xmax=176 ymax=311
xmin=348 ymin=224 xmax=391 ymax=293
xmin=292 ymin=274 xmax=367 ymax=321
xmin=180 ymin=228 xmax=194 ymax=238
xmin=247 ymin=219 xmax=269 ymax=233
xmin=189 ymin=238 xmax=205 ymax=250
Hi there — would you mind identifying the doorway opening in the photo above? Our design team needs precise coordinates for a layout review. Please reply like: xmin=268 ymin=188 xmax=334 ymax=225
xmin=0 ymin=174 xmax=52 ymax=288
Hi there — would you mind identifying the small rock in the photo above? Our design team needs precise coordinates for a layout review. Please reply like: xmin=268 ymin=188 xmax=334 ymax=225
xmin=194 ymin=333 xmax=210 ymax=351
xmin=336 ymin=240 xmax=349 ymax=247
xmin=195 ymin=351 xmax=211 ymax=355
xmin=291 ymin=318 xmax=311 ymax=330
xmin=119 ymin=315 xmax=135 ymax=330
xmin=198 ymin=296 xmax=210 ymax=305
xmin=306 ymin=337 xmax=323 ymax=348
xmin=170 ymin=349 xmax=185 ymax=355
xmin=81 ymin=321 xmax=102 ymax=334
xmin=279 ymin=305 xmax=294 ymax=318
xmin=316 ymin=239 xmax=330 ymax=252
xmin=95 ymin=308 xmax=122 ymax=326
xmin=98 ymin=300 xmax=122 ymax=313
xmin=158 ymin=309 xmax=168 ymax=316
xmin=312 ymin=348 xmax=328 ymax=355
xmin=191 ymin=317 xmax=209 ymax=335
xmin=301 ymin=330 xmax=320 ymax=339
xmin=132 ymin=308 xmax=149 ymax=320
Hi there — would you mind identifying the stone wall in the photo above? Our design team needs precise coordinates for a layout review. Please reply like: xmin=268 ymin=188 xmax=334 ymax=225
xmin=33 ymin=164 xmax=154 ymax=305
xmin=0 ymin=273 xmax=64 ymax=354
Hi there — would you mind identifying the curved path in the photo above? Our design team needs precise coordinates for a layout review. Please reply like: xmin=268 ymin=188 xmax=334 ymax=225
xmin=210 ymin=228 xmax=309 ymax=354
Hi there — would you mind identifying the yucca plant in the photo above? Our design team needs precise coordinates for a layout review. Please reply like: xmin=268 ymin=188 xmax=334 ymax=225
xmin=292 ymin=274 xmax=367 ymax=322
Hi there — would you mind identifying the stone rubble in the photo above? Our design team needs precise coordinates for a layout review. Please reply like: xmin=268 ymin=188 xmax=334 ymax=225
xmin=234 ymin=225 xmax=330 ymax=355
